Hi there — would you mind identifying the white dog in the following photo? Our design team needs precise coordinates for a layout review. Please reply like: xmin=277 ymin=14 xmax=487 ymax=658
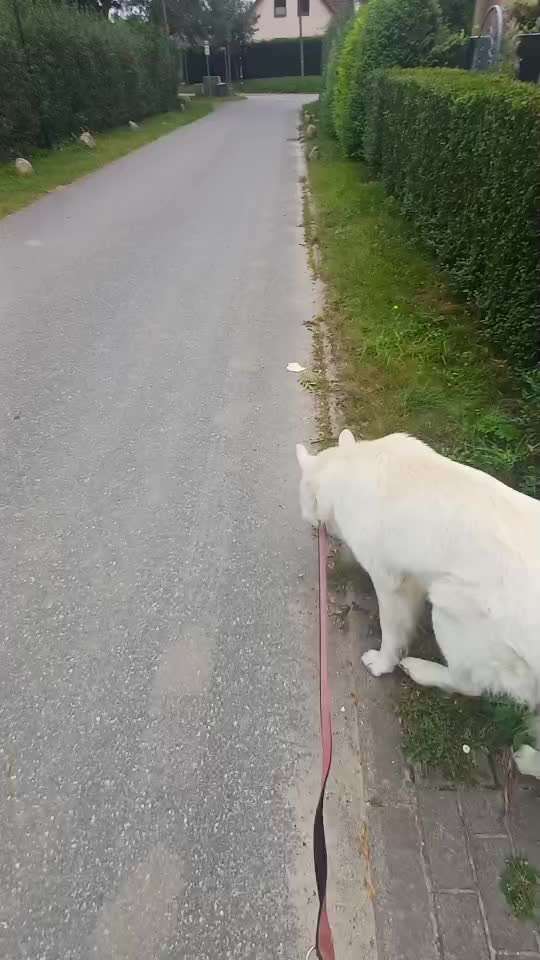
xmin=296 ymin=430 xmax=540 ymax=777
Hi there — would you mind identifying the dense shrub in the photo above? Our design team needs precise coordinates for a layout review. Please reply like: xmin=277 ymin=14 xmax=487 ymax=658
xmin=364 ymin=68 xmax=540 ymax=367
xmin=425 ymin=27 xmax=469 ymax=68
xmin=0 ymin=30 xmax=39 ymax=157
xmin=319 ymin=9 xmax=351 ymax=137
xmin=439 ymin=0 xmax=475 ymax=31
xmin=0 ymin=0 xmax=179 ymax=159
xmin=428 ymin=0 xmax=475 ymax=70
xmin=333 ymin=6 xmax=368 ymax=155
xmin=344 ymin=0 xmax=441 ymax=156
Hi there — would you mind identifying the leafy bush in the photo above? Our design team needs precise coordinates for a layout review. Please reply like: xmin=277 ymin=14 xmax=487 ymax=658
xmin=364 ymin=68 xmax=540 ymax=367
xmin=319 ymin=9 xmax=351 ymax=137
xmin=439 ymin=0 xmax=475 ymax=31
xmin=513 ymin=0 xmax=540 ymax=30
xmin=333 ymin=6 xmax=368 ymax=155
xmin=343 ymin=0 xmax=442 ymax=156
xmin=0 ymin=0 xmax=179 ymax=160
xmin=426 ymin=26 xmax=469 ymax=67
xmin=0 ymin=29 xmax=39 ymax=158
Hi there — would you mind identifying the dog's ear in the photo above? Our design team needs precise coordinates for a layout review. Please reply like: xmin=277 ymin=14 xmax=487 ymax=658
xmin=338 ymin=429 xmax=355 ymax=448
xmin=296 ymin=443 xmax=312 ymax=470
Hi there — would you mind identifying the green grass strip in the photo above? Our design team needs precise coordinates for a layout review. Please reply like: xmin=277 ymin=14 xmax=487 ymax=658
xmin=308 ymin=133 xmax=539 ymax=497
xmin=0 ymin=103 xmax=214 ymax=221
xmin=237 ymin=76 xmax=321 ymax=94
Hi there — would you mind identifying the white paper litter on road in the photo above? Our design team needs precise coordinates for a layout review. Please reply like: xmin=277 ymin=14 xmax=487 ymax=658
xmin=286 ymin=362 xmax=305 ymax=373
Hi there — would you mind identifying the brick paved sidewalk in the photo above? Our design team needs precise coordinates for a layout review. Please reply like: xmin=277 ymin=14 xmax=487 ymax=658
xmin=332 ymin=558 xmax=540 ymax=960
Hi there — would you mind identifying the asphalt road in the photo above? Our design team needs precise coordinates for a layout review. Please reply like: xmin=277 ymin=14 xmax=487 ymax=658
xmin=0 ymin=97 xmax=323 ymax=959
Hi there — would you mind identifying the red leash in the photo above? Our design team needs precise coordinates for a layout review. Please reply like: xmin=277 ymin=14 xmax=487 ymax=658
xmin=310 ymin=525 xmax=336 ymax=960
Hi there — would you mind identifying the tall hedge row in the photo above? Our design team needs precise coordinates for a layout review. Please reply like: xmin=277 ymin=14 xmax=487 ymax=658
xmin=343 ymin=0 xmax=442 ymax=156
xmin=364 ymin=69 xmax=540 ymax=366
xmin=333 ymin=5 xmax=368 ymax=155
xmin=319 ymin=9 xmax=351 ymax=136
xmin=0 ymin=0 xmax=179 ymax=160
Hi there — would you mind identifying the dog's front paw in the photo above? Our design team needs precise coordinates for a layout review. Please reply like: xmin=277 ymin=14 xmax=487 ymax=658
xmin=361 ymin=649 xmax=396 ymax=677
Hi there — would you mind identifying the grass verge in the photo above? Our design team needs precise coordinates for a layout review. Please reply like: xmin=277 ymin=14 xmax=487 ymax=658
xmin=0 ymin=103 xmax=214 ymax=221
xmin=304 ymin=108 xmax=539 ymax=780
xmin=400 ymin=687 xmax=532 ymax=782
xmin=500 ymin=856 xmax=540 ymax=920
xmin=237 ymin=75 xmax=321 ymax=94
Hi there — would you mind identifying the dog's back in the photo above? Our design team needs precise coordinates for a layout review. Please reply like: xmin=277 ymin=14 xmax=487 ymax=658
xmin=313 ymin=433 xmax=540 ymax=596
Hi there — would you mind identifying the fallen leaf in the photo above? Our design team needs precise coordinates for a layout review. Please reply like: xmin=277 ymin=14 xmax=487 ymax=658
xmin=286 ymin=362 xmax=305 ymax=373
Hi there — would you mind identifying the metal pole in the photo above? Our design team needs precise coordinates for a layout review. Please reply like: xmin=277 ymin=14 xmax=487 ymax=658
xmin=298 ymin=10 xmax=305 ymax=78
xmin=160 ymin=0 xmax=169 ymax=34
xmin=226 ymin=41 xmax=232 ymax=85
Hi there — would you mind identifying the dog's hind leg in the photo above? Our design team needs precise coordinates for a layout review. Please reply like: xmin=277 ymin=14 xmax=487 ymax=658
xmin=362 ymin=575 xmax=424 ymax=677
xmin=400 ymin=657 xmax=458 ymax=692
xmin=513 ymin=745 xmax=540 ymax=779
xmin=513 ymin=715 xmax=540 ymax=780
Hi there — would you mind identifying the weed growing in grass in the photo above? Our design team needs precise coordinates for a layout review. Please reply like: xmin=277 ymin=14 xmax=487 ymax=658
xmin=400 ymin=686 xmax=533 ymax=782
xmin=500 ymin=856 xmax=540 ymax=920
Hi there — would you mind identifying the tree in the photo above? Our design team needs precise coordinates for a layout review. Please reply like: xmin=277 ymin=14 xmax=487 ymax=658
xmin=203 ymin=0 xmax=258 ymax=81
xmin=119 ymin=0 xmax=256 ymax=80
xmin=118 ymin=0 xmax=208 ymax=42
xmin=123 ymin=0 xmax=256 ymax=72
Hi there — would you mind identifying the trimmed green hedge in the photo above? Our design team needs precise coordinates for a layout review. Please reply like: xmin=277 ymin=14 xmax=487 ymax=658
xmin=343 ymin=0 xmax=442 ymax=156
xmin=319 ymin=10 xmax=351 ymax=137
xmin=0 ymin=0 xmax=179 ymax=160
xmin=333 ymin=6 xmax=368 ymax=155
xmin=0 ymin=29 xmax=39 ymax=158
xmin=364 ymin=69 xmax=540 ymax=367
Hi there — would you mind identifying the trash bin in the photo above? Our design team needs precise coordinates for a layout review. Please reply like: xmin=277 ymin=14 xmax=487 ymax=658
xmin=202 ymin=75 xmax=221 ymax=97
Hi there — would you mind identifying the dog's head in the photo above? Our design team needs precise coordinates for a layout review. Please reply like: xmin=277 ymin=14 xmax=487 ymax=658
xmin=295 ymin=429 xmax=355 ymax=527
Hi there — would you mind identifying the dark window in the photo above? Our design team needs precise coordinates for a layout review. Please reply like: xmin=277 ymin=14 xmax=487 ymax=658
xmin=298 ymin=0 xmax=309 ymax=15
xmin=274 ymin=0 xmax=286 ymax=16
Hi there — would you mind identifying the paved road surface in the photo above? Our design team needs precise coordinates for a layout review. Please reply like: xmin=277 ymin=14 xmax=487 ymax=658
xmin=0 ymin=97 xmax=325 ymax=959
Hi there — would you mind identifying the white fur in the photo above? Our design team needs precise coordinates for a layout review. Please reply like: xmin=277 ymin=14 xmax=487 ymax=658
xmin=296 ymin=431 xmax=540 ymax=777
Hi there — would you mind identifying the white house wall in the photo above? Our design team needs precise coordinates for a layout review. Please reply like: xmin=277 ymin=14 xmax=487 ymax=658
xmin=253 ymin=0 xmax=332 ymax=41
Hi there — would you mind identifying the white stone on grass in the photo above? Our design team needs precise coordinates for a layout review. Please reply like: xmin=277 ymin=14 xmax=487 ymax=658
xmin=15 ymin=157 xmax=33 ymax=176
xmin=79 ymin=131 xmax=96 ymax=149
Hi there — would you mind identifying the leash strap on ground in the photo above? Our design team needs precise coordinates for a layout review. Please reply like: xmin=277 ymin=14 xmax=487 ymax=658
xmin=313 ymin=524 xmax=336 ymax=960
